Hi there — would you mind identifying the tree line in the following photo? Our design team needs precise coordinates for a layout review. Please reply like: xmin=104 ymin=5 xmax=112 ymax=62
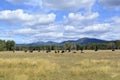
xmin=1 ymin=39 xmax=120 ymax=52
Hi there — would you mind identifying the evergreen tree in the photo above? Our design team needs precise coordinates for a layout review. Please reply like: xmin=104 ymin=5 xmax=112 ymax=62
xmin=6 ymin=40 xmax=15 ymax=51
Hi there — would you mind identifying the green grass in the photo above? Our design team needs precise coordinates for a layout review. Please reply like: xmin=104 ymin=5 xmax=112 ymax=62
xmin=0 ymin=50 xmax=120 ymax=80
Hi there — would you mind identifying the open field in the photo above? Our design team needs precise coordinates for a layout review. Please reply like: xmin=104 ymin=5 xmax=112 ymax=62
xmin=0 ymin=50 xmax=120 ymax=80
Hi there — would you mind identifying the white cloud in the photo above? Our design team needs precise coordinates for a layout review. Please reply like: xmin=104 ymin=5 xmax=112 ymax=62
xmin=0 ymin=9 xmax=56 ymax=26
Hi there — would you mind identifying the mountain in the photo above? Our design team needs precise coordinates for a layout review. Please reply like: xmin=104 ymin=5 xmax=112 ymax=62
xmin=16 ymin=38 xmax=107 ymax=46
xmin=60 ymin=38 xmax=107 ymax=45
xmin=76 ymin=38 xmax=107 ymax=44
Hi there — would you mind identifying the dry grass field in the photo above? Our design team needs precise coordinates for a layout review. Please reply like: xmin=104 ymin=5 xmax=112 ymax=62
xmin=0 ymin=50 xmax=120 ymax=80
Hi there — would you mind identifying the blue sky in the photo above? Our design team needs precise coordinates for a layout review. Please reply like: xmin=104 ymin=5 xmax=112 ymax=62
xmin=0 ymin=0 xmax=120 ymax=44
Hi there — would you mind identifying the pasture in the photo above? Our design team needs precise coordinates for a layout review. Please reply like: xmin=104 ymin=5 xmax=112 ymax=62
xmin=0 ymin=50 xmax=120 ymax=80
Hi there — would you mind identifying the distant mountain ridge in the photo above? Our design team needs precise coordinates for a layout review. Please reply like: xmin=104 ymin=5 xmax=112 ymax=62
xmin=16 ymin=38 xmax=107 ymax=46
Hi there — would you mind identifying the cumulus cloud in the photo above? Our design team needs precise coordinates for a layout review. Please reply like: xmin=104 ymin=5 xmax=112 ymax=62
xmin=0 ymin=9 xmax=56 ymax=26
xmin=99 ymin=0 xmax=120 ymax=10
xmin=64 ymin=12 xmax=99 ymax=26
xmin=0 ymin=9 xmax=31 ymax=24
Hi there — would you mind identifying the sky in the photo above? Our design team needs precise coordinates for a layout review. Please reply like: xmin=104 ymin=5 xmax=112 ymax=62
xmin=0 ymin=0 xmax=120 ymax=44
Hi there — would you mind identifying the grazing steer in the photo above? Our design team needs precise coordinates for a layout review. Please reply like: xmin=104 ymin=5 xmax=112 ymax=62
xmin=24 ymin=50 xmax=27 ymax=53
xmin=73 ymin=51 xmax=76 ymax=53
xmin=55 ymin=51 xmax=57 ymax=53
xmin=61 ymin=50 xmax=65 ymax=53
